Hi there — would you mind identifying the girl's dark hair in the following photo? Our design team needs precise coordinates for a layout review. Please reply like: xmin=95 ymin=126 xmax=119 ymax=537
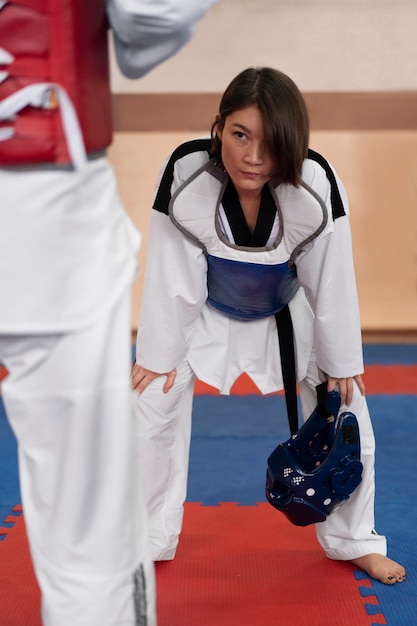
xmin=210 ymin=67 xmax=310 ymax=186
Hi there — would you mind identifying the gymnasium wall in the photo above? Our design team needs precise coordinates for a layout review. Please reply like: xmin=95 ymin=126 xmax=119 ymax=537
xmin=107 ymin=0 xmax=417 ymax=337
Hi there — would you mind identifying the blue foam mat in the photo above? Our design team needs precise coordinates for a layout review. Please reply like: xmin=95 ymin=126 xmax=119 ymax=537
xmin=0 ymin=398 xmax=19 ymax=524
xmin=362 ymin=343 xmax=417 ymax=365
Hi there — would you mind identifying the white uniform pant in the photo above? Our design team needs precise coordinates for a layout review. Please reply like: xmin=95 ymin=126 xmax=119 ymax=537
xmin=135 ymin=357 xmax=386 ymax=562
xmin=0 ymin=293 xmax=156 ymax=626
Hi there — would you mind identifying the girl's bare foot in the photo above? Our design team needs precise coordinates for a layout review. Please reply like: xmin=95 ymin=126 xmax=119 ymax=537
xmin=351 ymin=554 xmax=406 ymax=584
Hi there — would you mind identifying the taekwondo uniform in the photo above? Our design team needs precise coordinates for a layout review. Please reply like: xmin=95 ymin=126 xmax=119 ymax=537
xmin=0 ymin=2 xmax=217 ymax=625
xmin=135 ymin=139 xmax=387 ymax=563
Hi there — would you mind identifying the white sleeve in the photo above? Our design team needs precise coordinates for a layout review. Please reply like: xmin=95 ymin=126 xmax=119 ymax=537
xmin=296 ymin=168 xmax=364 ymax=379
xmin=107 ymin=0 xmax=217 ymax=78
xmin=136 ymin=203 xmax=208 ymax=373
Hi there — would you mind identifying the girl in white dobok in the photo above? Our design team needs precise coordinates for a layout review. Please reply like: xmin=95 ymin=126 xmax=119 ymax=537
xmin=132 ymin=67 xmax=405 ymax=585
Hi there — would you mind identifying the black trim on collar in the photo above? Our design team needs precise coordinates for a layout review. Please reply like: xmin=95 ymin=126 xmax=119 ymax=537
xmin=221 ymin=180 xmax=276 ymax=247
xmin=308 ymin=149 xmax=346 ymax=220
xmin=153 ymin=138 xmax=212 ymax=215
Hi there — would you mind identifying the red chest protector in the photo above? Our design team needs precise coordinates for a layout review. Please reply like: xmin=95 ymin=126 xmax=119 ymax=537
xmin=0 ymin=0 xmax=112 ymax=166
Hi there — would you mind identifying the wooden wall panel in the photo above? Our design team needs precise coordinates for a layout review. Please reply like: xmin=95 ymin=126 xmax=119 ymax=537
xmin=112 ymin=93 xmax=417 ymax=132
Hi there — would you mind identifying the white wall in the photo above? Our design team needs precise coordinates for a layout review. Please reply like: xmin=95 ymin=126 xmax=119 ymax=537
xmin=110 ymin=0 xmax=417 ymax=94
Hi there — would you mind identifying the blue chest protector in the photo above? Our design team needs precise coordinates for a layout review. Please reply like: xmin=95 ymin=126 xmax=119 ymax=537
xmin=207 ymin=255 xmax=299 ymax=321
xmin=168 ymin=163 xmax=319 ymax=322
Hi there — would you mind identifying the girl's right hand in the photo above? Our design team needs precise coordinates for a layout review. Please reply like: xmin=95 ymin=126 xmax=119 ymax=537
xmin=131 ymin=362 xmax=177 ymax=394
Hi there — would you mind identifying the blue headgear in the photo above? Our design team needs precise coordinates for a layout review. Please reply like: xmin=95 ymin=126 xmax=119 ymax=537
xmin=265 ymin=385 xmax=363 ymax=526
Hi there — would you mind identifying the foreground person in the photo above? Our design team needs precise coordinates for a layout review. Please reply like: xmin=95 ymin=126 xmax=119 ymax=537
xmin=132 ymin=67 xmax=406 ymax=586
xmin=0 ymin=1 xmax=217 ymax=624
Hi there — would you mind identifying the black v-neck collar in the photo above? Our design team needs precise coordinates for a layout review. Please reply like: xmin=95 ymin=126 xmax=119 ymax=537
xmin=221 ymin=180 xmax=276 ymax=247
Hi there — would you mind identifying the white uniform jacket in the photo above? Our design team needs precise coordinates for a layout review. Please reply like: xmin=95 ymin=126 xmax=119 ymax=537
xmin=137 ymin=139 xmax=364 ymax=394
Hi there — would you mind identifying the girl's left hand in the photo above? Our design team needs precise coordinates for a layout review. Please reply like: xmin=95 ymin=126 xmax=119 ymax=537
xmin=327 ymin=375 xmax=366 ymax=406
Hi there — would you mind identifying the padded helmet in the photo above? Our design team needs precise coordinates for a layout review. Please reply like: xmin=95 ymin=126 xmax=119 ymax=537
xmin=265 ymin=388 xmax=363 ymax=526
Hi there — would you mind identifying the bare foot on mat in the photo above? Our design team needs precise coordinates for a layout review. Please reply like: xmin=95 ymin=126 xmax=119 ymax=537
xmin=351 ymin=554 xmax=406 ymax=584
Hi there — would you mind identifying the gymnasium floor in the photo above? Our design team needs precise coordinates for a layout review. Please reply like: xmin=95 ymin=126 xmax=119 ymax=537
xmin=0 ymin=343 xmax=416 ymax=625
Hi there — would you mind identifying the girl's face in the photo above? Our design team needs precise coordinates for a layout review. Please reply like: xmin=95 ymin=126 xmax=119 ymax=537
xmin=216 ymin=105 xmax=275 ymax=199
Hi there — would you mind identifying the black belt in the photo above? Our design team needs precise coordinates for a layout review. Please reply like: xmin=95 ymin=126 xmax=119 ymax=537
xmin=275 ymin=305 xmax=298 ymax=436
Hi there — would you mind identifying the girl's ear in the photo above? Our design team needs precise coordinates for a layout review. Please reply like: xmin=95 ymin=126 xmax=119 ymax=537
xmin=214 ymin=114 xmax=222 ymax=140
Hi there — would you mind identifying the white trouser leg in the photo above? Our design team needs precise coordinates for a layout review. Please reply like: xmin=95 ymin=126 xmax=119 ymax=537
xmin=0 ymin=293 xmax=156 ymax=626
xmin=298 ymin=357 xmax=387 ymax=561
xmin=134 ymin=360 xmax=195 ymax=561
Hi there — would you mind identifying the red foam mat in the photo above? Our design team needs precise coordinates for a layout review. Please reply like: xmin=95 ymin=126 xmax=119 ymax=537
xmin=156 ymin=502 xmax=380 ymax=626
xmin=0 ymin=504 xmax=381 ymax=626
xmin=0 ymin=507 xmax=41 ymax=625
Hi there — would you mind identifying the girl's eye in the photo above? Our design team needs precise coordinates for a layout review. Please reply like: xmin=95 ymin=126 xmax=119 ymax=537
xmin=234 ymin=131 xmax=247 ymax=140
